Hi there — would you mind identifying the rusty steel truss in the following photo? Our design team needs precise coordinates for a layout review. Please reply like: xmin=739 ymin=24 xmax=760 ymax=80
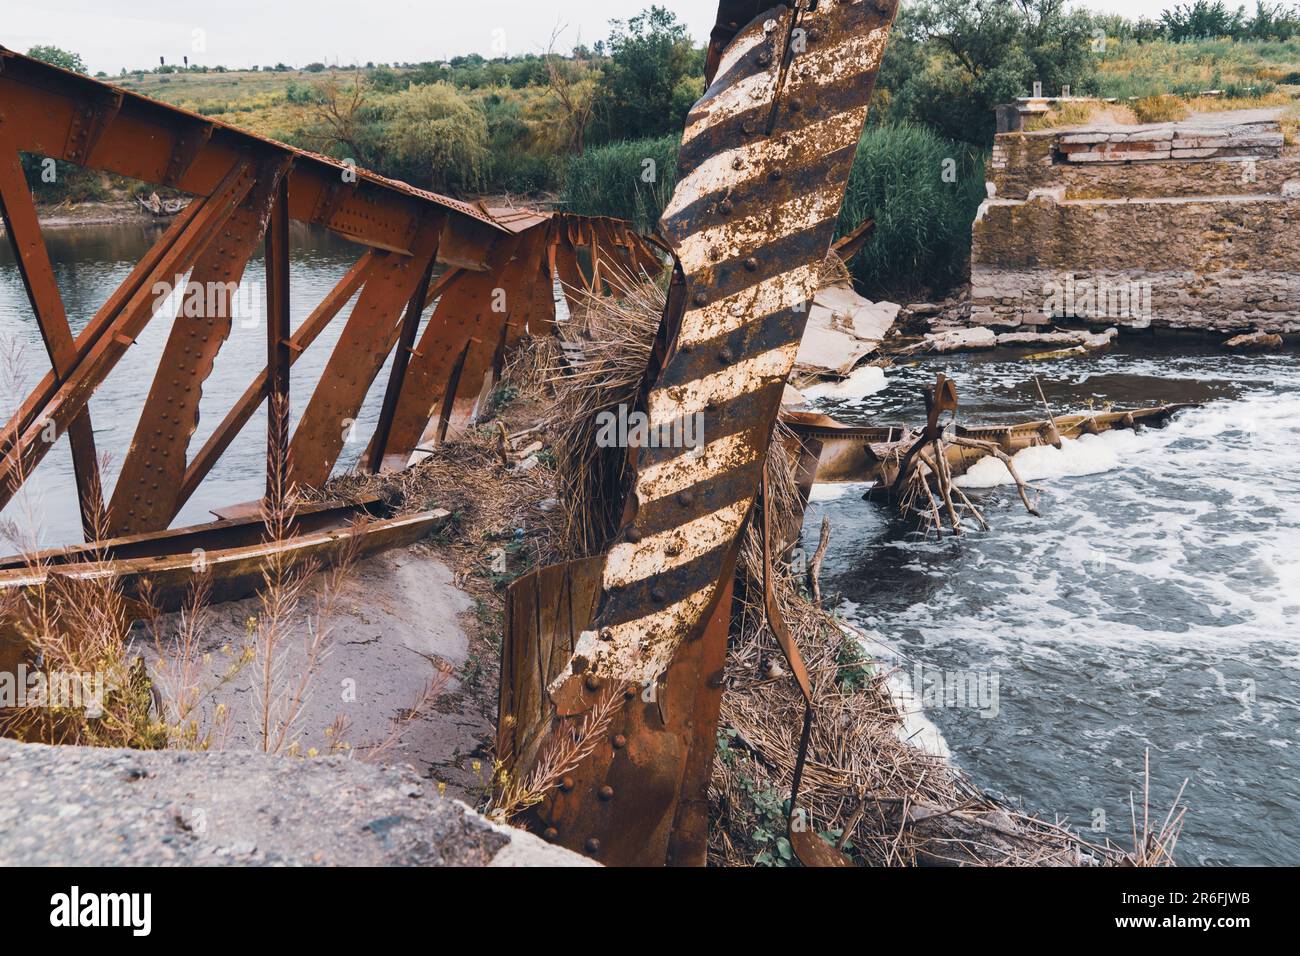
xmin=0 ymin=46 xmax=658 ymax=537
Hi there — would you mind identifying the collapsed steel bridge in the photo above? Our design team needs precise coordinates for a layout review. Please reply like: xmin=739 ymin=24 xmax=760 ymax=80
xmin=0 ymin=45 xmax=657 ymax=537
xmin=0 ymin=0 xmax=901 ymax=867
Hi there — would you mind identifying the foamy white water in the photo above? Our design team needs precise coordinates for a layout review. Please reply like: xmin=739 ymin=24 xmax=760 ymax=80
xmin=802 ymin=363 xmax=888 ymax=401
xmin=955 ymin=429 xmax=1138 ymax=488
xmin=807 ymin=346 xmax=1300 ymax=865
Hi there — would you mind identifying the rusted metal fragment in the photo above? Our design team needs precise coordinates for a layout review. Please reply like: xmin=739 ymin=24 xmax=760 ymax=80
xmin=162 ymin=118 xmax=214 ymax=187
xmin=264 ymin=172 xmax=293 ymax=492
xmin=501 ymin=556 xmax=733 ymax=866
xmin=286 ymin=220 xmax=442 ymax=489
xmin=551 ymin=0 xmax=899 ymax=700
xmin=0 ymin=45 xmax=506 ymax=256
xmin=61 ymin=87 xmax=123 ymax=166
xmin=175 ymin=252 xmax=377 ymax=511
xmin=0 ymin=505 xmax=446 ymax=620
xmin=108 ymin=158 xmax=291 ymax=535
xmin=785 ymin=403 xmax=1197 ymax=489
xmin=367 ymin=239 xmax=441 ymax=473
xmin=375 ymin=237 xmax=521 ymax=464
xmin=499 ymin=0 xmax=901 ymax=866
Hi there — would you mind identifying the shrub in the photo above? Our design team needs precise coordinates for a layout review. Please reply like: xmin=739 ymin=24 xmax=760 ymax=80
xmin=375 ymin=83 xmax=489 ymax=194
xmin=1132 ymin=94 xmax=1192 ymax=122
xmin=878 ymin=0 xmax=1101 ymax=146
xmin=480 ymin=91 xmax=562 ymax=194
xmin=565 ymin=124 xmax=984 ymax=297
xmin=590 ymin=6 xmax=704 ymax=143
xmin=837 ymin=123 xmax=987 ymax=297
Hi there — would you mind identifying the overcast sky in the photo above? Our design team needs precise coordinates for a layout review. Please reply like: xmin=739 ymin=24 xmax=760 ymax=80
xmin=7 ymin=0 xmax=1186 ymax=75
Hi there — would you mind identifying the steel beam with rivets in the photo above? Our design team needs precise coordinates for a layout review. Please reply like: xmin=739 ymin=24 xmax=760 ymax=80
xmin=107 ymin=156 xmax=292 ymax=535
xmin=501 ymin=0 xmax=900 ymax=865
xmin=0 ymin=160 xmax=257 ymax=512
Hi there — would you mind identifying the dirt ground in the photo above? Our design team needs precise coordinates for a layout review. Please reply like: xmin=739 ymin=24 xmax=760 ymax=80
xmin=0 ymin=199 xmax=162 ymax=233
xmin=144 ymin=541 xmax=498 ymax=802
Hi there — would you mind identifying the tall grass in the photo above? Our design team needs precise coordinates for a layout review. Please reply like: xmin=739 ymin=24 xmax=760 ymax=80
xmin=559 ymin=135 xmax=680 ymax=233
xmin=563 ymin=125 xmax=986 ymax=296
xmin=838 ymin=124 xmax=987 ymax=297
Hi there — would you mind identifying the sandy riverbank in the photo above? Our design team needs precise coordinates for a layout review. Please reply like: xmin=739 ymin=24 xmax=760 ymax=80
xmin=0 ymin=199 xmax=164 ymax=233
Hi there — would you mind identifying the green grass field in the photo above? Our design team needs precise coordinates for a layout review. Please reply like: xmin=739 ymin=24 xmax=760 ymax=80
xmin=1096 ymin=37 xmax=1300 ymax=99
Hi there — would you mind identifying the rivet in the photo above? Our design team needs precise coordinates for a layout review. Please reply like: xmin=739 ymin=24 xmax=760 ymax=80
xmin=585 ymin=838 xmax=601 ymax=854
xmin=693 ymin=291 xmax=708 ymax=306
xmin=560 ymin=776 xmax=575 ymax=792
xmin=678 ymin=491 xmax=694 ymax=507
xmin=585 ymin=674 xmax=603 ymax=692
xmin=626 ymin=526 xmax=642 ymax=543
xmin=542 ymin=827 xmax=558 ymax=842
xmin=757 ymin=51 xmax=772 ymax=66
xmin=769 ymin=169 xmax=783 ymax=181
xmin=742 ymin=120 xmax=756 ymax=135
xmin=600 ymin=627 xmax=614 ymax=641
xmin=665 ymin=542 xmax=682 ymax=557
xmin=731 ymin=158 xmax=743 ymax=171
xmin=612 ymin=734 xmax=627 ymax=749
xmin=598 ymin=785 xmax=614 ymax=801
xmin=718 ymin=199 xmax=733 ymax=215
xmin=650 ymin=586 xmax=666 ymax=603
xmin=789 ymin=99 xmax=802 ymax=112
xmin=744 ymin=257 xmax=758 ymax=271
xmin=719 ymin=347 xmax=734 ymax=363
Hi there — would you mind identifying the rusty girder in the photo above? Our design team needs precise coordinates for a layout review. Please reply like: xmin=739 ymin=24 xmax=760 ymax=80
xmin=500 ymin=0 xmax=899 ymax=865
xmin=0 ymin=47 xmax=658 ymax=539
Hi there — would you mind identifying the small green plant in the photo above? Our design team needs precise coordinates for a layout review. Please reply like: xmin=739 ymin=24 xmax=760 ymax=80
xmin=487 ymin=384 xmax=520 ymax=417
xmin=836 ymin=637 xmax=875 ymax=693
xmin=460 ymin=655 xmax=485 ymax=690
xmin=742 ymin=777 xmax=794 ymax=867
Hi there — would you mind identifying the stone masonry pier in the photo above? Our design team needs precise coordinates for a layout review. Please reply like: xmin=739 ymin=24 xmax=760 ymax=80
xmin=971 ymin=109 xmax=1300 ymax=335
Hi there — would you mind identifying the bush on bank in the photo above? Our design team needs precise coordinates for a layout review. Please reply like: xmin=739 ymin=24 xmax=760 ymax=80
xmin=560 ymin=123 xmax=987 ymax=297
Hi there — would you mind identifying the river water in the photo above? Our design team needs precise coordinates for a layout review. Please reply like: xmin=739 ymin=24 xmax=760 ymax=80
xmin=805 ymin=342 xmax=1300 ymax=866
xmin=3 ymin=225 xmax=1297 ymax=865
xmin=0 ymin=222 xmax=396 ymax=547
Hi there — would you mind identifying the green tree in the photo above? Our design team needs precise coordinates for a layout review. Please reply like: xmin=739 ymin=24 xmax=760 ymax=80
xmin=1159 ymin=1 xmax=1246 ymax=40
xmin=593 ymin=6 xmax=702 ymax=142
xmin=27 ymin=45 xmax=87 ymax=74
xmin=880 ymin=0 xmax=1098 ymax=145
xmin=377 ymin=83 xmax=489 ymax=194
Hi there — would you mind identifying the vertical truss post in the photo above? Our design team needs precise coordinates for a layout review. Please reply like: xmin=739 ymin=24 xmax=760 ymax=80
xmin=265 ymin=173 xmax=291 ymax=498
xmin=0 ymin=126 xmax=103 ymax=537
xmin=367 ymin=244 xmax=439 ymax=474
